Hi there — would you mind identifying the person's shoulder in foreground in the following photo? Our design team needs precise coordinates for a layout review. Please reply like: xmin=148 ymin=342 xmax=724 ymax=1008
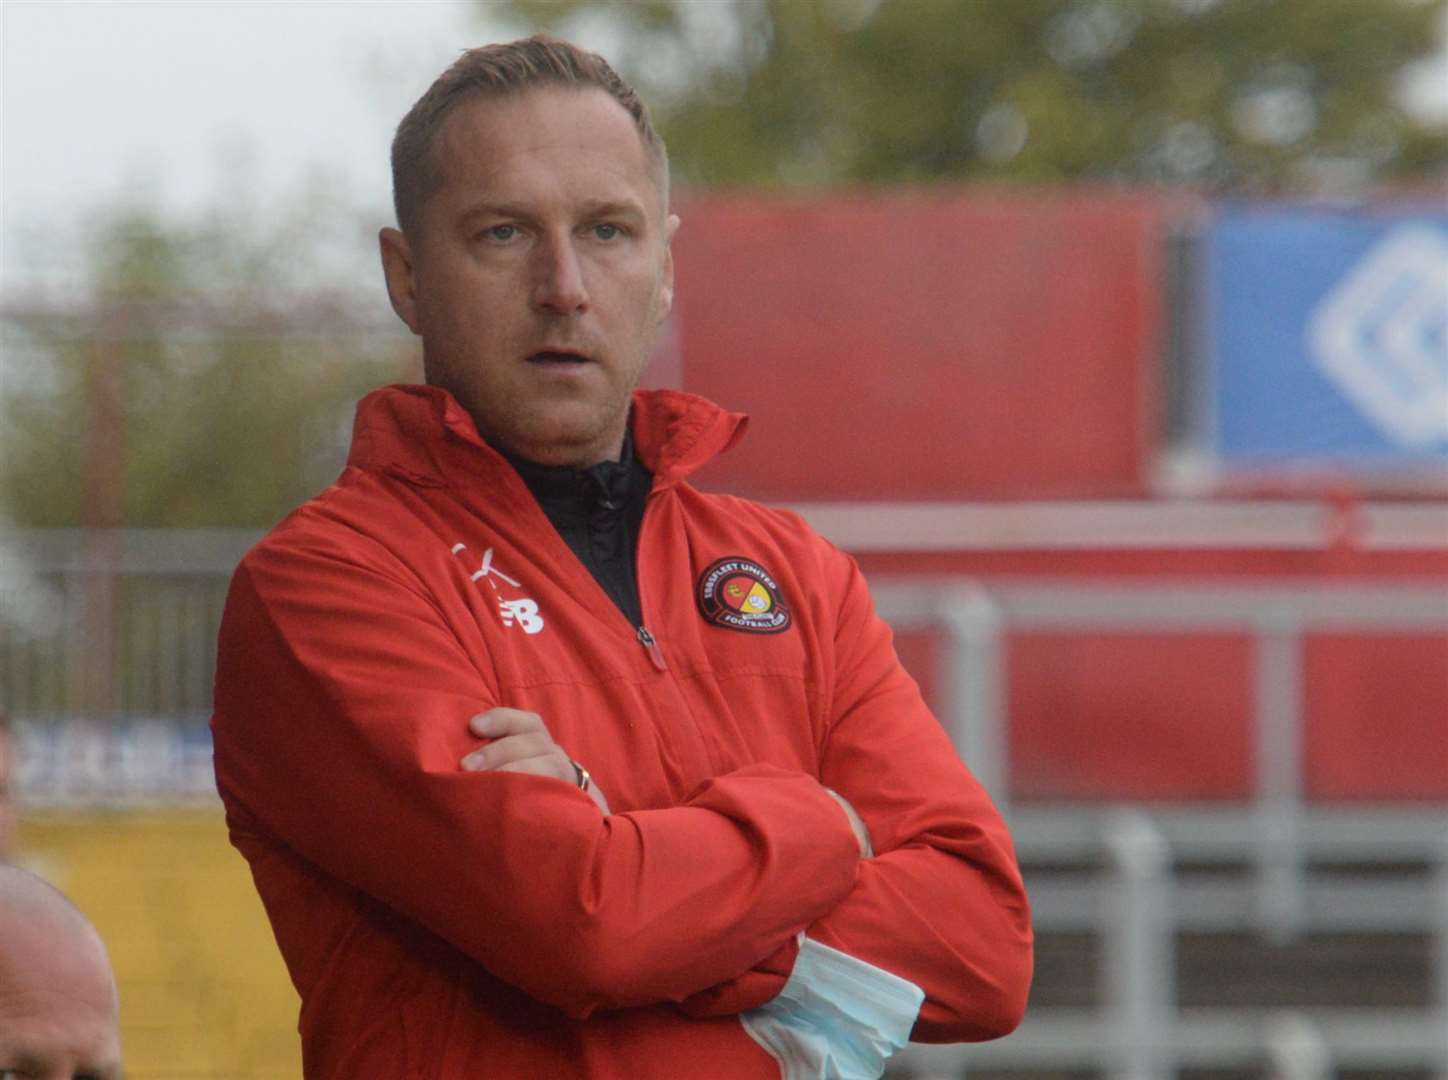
xmin=211 ymin=32 xmax=1031 ymax=1080
xmin=0 ymin=864 xmax=123 ymax=1080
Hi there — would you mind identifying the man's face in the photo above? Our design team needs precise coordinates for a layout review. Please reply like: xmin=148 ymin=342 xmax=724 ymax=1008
xmin=381 ymin=86 xmax=678 ymax=467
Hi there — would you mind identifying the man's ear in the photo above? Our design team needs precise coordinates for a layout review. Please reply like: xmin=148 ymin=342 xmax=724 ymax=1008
xmin=379 ymin=227 xmax=422 ymax=335
xmin=657 ymin=213 xmax=680 ymax=320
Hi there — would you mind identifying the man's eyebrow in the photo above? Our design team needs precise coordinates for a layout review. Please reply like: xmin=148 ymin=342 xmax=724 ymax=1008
xmin=456 ymin=200 xmax=537 ymax=224
xmin=456 ymin=197 xmax=647 ymax=224
xmin=576 ymin=198 xmax=647 ymax=219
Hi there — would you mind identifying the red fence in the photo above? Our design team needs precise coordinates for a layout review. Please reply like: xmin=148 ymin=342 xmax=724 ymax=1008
xmin=674 ymin=190 xmax=1177 ymax=501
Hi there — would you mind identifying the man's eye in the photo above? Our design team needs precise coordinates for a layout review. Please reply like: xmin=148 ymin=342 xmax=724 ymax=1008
xmin=592 ymin=223 xmax=622 ymax=241
xmin=482 ymin=224 xmax=518 ymax=242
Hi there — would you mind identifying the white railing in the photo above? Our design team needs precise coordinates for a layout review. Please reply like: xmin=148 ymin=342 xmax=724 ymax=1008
xmin=874 ymin=578 xmax=1448 ymax=933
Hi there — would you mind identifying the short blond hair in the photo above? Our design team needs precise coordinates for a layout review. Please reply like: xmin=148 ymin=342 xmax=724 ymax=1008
xmin=391 ymin=34 xmax=668 ymax=236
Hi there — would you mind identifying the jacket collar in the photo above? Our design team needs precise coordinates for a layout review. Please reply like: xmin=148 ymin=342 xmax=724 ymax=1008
xmin=345 ymin=383 xmax=748 ymax=491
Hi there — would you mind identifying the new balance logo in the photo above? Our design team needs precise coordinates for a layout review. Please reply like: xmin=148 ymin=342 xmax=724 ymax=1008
xmin=498 ymin=598 xmax=544 ymax=634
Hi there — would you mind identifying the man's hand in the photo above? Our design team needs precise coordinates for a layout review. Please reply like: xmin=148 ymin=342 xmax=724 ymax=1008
xmin=461 ymin=708 xmax=611 ymax=814
xmin=824 ymin=788 xmax=872 ymax=858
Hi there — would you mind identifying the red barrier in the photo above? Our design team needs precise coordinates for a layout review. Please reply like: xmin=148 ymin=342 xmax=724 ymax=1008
xmin=673 ymin=190 xmax=1175 ymax=501
xmin=879 ymin=547 xmax=1448 ymax=803
xmin=1305 ymin=634 xmax=1448 ymax=800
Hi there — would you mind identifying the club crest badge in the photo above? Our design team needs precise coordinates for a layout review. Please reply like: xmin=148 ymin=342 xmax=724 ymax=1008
xmin=695 ymin=557 xmax=791 ymax=634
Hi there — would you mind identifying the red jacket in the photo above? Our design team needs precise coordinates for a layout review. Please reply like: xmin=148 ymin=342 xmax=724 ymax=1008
xmin=211 ymin=384 xmax=1031 ymax=1078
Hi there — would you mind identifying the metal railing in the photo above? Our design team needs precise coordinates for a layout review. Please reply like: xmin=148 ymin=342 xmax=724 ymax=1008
xmin=895 ymin=810 xmax=1448 ymax=1077
xmin=874 ymin=578 xmax=1448 ymax=932
xmin=1 ymin=528 xmax=254 ymax=722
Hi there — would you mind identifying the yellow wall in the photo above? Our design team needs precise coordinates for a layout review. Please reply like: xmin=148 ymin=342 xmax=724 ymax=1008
xmin=17 ymin=809 xmax=302 ymax=1080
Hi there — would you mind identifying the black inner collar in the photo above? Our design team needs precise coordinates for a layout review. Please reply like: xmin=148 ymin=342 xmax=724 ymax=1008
xmin=501 ymin=429 xmax=652 ymax=627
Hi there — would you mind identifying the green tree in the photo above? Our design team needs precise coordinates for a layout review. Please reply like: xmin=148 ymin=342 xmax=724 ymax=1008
xmin=494 ymin=0 xmax=1448 ymax=190
xmin=0 ymin=197 xmax=413 ymax=528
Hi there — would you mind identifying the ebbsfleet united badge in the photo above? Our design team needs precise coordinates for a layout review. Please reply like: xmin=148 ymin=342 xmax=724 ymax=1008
xmin=695 ymin=557 xmax=791 ymax=634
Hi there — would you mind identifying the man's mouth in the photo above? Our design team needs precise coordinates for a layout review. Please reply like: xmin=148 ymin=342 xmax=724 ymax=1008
xmin=527 ymin=350 xmax=590 ymax=365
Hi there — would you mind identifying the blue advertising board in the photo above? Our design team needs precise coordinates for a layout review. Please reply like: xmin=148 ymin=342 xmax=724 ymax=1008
xmin=1204 ymin=206 xmax=1448 ymax=473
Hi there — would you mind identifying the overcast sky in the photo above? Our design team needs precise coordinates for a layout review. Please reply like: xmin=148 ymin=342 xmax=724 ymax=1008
xmin=1 ymin=0 xmax=503 ymax=286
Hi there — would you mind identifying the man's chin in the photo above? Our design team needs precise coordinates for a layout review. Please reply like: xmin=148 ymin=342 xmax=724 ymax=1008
xmin=499 ymin=408 xmax=627 ymax=468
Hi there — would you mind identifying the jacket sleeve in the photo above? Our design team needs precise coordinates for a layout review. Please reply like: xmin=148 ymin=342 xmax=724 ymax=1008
xmin=679 ymin=548 xmax=1033 ymax=1043
xmin=210 ymin=528 xmax=863 ymax=1021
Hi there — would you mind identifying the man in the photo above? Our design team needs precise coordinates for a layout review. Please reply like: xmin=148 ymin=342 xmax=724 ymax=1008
xmin=0 ymin=865 xmax=123 ymax=1080
xmin=211 ymin=35 xmax=1031 ymax=1079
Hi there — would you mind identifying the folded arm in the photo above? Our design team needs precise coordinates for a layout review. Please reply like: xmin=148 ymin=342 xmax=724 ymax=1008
xmin=211 ymin=532 xmax=863 ymax=1020
xmin=680 ymin=548 xmax=1033 ymax=1044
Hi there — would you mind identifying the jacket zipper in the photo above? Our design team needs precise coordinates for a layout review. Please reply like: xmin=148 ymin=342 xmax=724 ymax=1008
xmin=636 ymin=625 xmax=667 ymax=671
xmin=635 ymin=479 xmax=720 ymax=775
xmin=630 ymin=483 xmax=670 ymax=672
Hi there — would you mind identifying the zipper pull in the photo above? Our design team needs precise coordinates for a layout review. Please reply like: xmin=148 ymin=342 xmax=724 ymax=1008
xmin=636 ymin=626 xmax=667 ymax=671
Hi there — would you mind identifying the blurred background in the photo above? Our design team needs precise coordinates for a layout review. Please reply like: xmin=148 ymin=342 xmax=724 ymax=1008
xmin=2 ymin=1 xmax=1446 ymax=1077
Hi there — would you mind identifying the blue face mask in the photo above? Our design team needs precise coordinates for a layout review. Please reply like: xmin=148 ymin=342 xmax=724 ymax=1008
xmin=740 ymin=935 xmax=925 ymax=1079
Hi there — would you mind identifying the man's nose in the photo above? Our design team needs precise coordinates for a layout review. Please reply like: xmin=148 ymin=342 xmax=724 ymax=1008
xmin=531 ymin=235 xmax=589 ymax=314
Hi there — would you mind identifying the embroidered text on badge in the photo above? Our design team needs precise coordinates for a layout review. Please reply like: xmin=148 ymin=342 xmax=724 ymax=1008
xmin=696 ymin=557 xmax=791 ymax=634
